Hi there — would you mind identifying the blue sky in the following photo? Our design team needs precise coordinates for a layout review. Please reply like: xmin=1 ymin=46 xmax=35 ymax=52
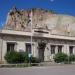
xmin=0 ymin=0 xmax=75 ymax=28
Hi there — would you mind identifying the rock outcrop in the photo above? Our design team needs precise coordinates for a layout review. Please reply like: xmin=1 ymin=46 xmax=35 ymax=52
xmin=4 ymin=7 xmax=75 ymax=36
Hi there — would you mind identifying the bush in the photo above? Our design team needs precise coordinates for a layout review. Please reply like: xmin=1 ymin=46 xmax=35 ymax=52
xmin=21 ymin=52 xmax=29 ymax=63
xmin=5 ymin=50 xmax=41 ymax=64
xmin=4 ymin=51 xmax=29 ymax=64
xmin=69 ymin=54 xmax=75 ymax=62
xmin=54 ymin=53 xmax=68 ymax=63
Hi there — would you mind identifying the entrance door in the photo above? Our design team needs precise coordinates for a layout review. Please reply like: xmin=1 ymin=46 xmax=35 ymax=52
xmin=38 ymin=41 xmax=46 ymax=62
xmin=38 ymin=49 xmax=44 ymax=62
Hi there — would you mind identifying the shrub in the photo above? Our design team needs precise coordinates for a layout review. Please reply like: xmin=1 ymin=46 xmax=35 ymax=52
xmin=54 ymin=53 xmax=68 ymax=63
xmin=4 ymin=51 xmax=29 ymax=64
xmin=69 ymin=54 xmax=75 ymax=62
xmin=21 ymin=52 xmax=29 ymax=63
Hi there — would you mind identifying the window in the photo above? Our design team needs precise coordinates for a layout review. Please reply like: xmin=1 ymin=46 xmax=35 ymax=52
xmin=58 ymin=45 xmax=62 ymax=53
xmin=69 ymin=46 xmax=73 ymax=54
xmin=7 ymin=43 xmax=15 ymax=52
xmin=26 ymin=43 xmax=31 ymax=54
xmin=51 ymin=45 xmax=55 ymax=54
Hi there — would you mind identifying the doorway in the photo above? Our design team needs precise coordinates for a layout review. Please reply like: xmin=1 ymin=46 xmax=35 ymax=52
xmin=38 ymin=49 xmax=44 ymax=61
xmin=38 ymin=41 xmax=46 ymax=61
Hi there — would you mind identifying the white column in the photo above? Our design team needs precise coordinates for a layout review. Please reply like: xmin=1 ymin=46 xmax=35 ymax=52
xmin=55 ymin=45 xmax=58 ymax=54
xmin=14 ymin=43 xmax=17 ymax=51
xmin=49 ymin=44 xmax=52 ymax=60
xmin=49 ymin=44 xmax=54 ymax=61
xmin=73 ymin=46 xmax=75 ymax=54
xmin=63 ymin=44 xmax=69 ymax=55
xmin=44 ymin=47 xmax=47 ymax=61
xmin=33 ymin=42 xmax=38 ymax=58
xmin=44 ymin=43 xmax=50 ymax=61
xmin=32 ymin=43 xmax=35 ymax=57
xmin=0 ymin=37 xmax=2 ymax=61
xmin=2 ymin=41 xmax=7 ymax=62
xmin=62 ymin=46 xmax=64 ymax=53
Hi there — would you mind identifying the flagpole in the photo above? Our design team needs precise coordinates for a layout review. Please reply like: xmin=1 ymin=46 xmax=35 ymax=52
xmin=67 ymin=24 xmax=70 ymax=64
xmin=28 ymin=9 xmax=33 ymax=64
xmin=30 ymin=9 xmax=33 ymax=56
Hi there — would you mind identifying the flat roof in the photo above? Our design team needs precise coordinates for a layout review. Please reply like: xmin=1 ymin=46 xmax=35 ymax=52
xmin=0 ymin=29 xmax=75 ymax=41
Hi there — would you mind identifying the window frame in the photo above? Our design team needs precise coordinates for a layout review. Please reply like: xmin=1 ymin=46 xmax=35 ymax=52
xmin=58 ymin=45 xmax=62 ymax=53
xmin=69 ymin=46 xmax=73 ymax=55
xmin=25 ymin=43 xmax=32 ymax=54
xmin=7 ymin=42 xmax=15 ymax=52
xmin=51 ymin=45 xmax=55 ymax=54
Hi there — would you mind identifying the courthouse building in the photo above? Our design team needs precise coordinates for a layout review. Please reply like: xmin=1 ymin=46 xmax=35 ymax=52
xmin=0 ymin=7 xmax=75 ymax=62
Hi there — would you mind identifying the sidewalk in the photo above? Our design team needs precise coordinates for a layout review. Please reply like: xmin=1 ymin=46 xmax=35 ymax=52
xmin=0 ymin=61 xmax=75 ymax=68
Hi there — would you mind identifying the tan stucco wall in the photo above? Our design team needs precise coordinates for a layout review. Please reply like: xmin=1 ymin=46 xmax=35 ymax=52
xmin=0 ymin=34 xmax=75 ymax=62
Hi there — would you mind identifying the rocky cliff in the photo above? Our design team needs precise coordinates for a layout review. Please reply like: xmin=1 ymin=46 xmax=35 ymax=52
xmin=4 ymin=7 xmax=75 ymax=36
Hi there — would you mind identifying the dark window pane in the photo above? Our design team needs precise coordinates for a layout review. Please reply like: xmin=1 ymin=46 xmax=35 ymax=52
xmin=7 ymin=43 xmax=15 ymax=52
xmin=58 ymin=46 xmax=62 ymax=53
xmin=51 ymin=45 xmax=55 ymax=54
xmin=26 ymin=43 xmax=31 ymax=54
xmin=69 ymin=46 xmax=73 ymax=54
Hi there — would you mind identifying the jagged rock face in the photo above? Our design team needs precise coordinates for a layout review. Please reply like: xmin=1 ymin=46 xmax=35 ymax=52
xmin=4 ymin=7 xmax=54 ymax=31
xmin=4 ymin=7 xmax=75 ymax=36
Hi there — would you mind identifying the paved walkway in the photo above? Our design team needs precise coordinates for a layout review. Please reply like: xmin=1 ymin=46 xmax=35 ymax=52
xmin=0 ymin=65 xmax=75 ymax=75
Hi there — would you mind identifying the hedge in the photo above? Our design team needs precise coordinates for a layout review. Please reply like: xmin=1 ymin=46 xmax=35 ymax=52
xmin=4 ymin=51 xmax=40 ymax=64
xmin=4 ymin=51 xmax=29 ymax=64
xmin=54 ymin=53 xmax=68 ymax=63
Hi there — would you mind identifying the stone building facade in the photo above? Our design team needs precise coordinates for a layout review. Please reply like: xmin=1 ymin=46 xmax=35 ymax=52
xmin=0 ymin=7 xmax=75 ymax=62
